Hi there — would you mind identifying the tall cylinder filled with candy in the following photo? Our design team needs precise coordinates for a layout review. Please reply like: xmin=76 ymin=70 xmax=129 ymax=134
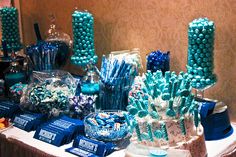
xmin=70 ymin=10 xmax=100 ymax=113
xmin=187 ymin=18 xmax=216 ymax=93
xmin=0 ymin=7 xmax=22 ymax=52
xmin=71 ymin=10 xmax=98 ymax=66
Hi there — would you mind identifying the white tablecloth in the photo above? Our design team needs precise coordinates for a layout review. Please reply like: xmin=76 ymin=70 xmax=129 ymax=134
xmin=1 ymin=123 xmax=236 ymax=157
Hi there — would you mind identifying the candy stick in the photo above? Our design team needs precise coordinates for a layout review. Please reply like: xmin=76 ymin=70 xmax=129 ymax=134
xmin=147 ymin=123 xmax=154 ymax=142
xmin=171 ymin=81 xmax=178 ymax=98
xmin=150 ymin=103 xmax=157 ymax=112
xmin=179 ymin=116 xmax=186 ymax=135
xmin=149 ymin=111 xmax=160 ymax=119
xmin=164 ymin=71 xmax=171 ymax=83
xmin=166 ymin=99 xmax=176 ymax=117
xmin=161 ymin=122 xmax=168 ymax=141
xmin=194 ymin=109 xmax=199 ymax=128
xmin=178 ymin=97 xmax=186 ymax=115
xmin=134 ymin=121 xmax=142 ymax=142
xmin=138 ymin=110 xmax=148 ymax=118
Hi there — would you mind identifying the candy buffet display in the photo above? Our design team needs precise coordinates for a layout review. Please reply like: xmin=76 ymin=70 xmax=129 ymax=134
xmin=187 ymin=18 xmax=217 ymax=90
xmin=146 ymin=50 xmax=170 ymax=74
xmin=0 ymin=7 xmax=22 ymax=52
xmin=126 ymin=70 xmax=207 ymax=157
xmin=0 ymin=2 xmax=233 ymax=156
xmin=84 ymin=111 xmax=130 ymax=141
xmin=20 ymin=70 xmax=78 ymax=118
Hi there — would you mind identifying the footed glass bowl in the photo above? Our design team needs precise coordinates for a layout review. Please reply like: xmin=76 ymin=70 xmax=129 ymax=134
xmin=84 ymin=111 xmax=130 ymax=141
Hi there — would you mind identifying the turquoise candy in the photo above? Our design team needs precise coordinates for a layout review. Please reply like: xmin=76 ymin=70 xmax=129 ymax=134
xmin=166 ymin=99 xmax=176 ymax=117
xmin=135 ymin=122 xmax=142 ymax=141
xmin=181 ymin=106 xmax=188 ymax=115
xmin=161 ymin=123 xmax=168 ymax=141
xmin=162 ymin=93 xmax=171 ymax=100
xmin=164 ymin=71 xmax=171 ymax=83
xmin=150 ymin=103 xmax=157 ymax=112
xmin=138 ymin=110 xmax=148 ymax=118
xmin=154 ymin=71 xmax=163 ymax=80
xmin=141 ymin=133 xmax=150 ymax=141
xmin=71 ymin=10 xmax=97 ymax=67
xmin=149 ymin=111 xmax=160 ymax=119
xmin=187 ymin=18 xmax=216 ymax=89
xmin=179 ymin=117 xmax=186 ymax=135
xmin=171 ymin=81 xmax=178 ymax=98
xmin=153 ymin=88 xmax=161 ymax=98
xmin=178 ymin=97 xmax=186 ymax=114
xmin=0 ymin=7 xmax=22 ymax=51
xmin=135 ymin=100 xmax=143 ymax=110
xmin=128 ymin=107 xmax=138 ymax=116
xmin=147 ymin=123 xmax=154 ymax=142
xmin=166 ymin=109 xmax=176 ymax=117
xmin=154 ymin=130 xmax=163 ymax=139
xmin=140 ymin=100 xmax=148 ymax=110
xmin=180 ymin=89 xmax=190 ymax=97
xmin=123 ymin=113 xmax=131 ymax=126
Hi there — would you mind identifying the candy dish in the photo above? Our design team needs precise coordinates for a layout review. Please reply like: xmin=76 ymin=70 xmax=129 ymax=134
xmin=84 ymin=111 xmax=130 ymax=141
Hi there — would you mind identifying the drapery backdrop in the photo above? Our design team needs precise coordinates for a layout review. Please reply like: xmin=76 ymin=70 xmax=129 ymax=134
xmin=18 ymin=0 xmax=236 ymax=120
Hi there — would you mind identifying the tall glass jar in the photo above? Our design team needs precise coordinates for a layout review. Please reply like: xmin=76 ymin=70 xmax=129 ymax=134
xmin=80 ymin=64 xmax=100 ymax=111
xmin=4 ymin=52 xmax=26 ymax=96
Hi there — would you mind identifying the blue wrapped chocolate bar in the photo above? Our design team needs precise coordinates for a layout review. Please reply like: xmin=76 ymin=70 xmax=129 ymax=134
xmin=13 ymin=112 xmax=46 ymax=132
xmin=71 ymin=135 xmax=116 ymax=157
xmin=34 ymin=116 xmax=84 ymax=146
xmin=0 ymin=100 xmax=21 ymax=118
xmin=66 ymin=147 xmax=99 ymax=157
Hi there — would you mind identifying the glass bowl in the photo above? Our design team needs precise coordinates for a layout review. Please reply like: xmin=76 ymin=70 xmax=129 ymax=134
xmin=84 ymin=110 xmax=130 ymax=141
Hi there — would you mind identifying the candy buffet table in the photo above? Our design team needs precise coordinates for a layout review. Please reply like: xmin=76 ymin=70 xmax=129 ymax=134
xmin=0 ymin=124 xmax=236 ymax=157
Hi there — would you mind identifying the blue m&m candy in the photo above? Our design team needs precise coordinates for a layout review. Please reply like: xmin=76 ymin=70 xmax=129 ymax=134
xmin=147 ymin=50 xmax=170 ymax=74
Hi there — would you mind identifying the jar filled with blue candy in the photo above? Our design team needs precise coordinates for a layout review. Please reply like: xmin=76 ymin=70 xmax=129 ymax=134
xmin=80 ymin=64 xmax=100 ymax=111
xmin=146 ymin=50 xmax=170 ymax=74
